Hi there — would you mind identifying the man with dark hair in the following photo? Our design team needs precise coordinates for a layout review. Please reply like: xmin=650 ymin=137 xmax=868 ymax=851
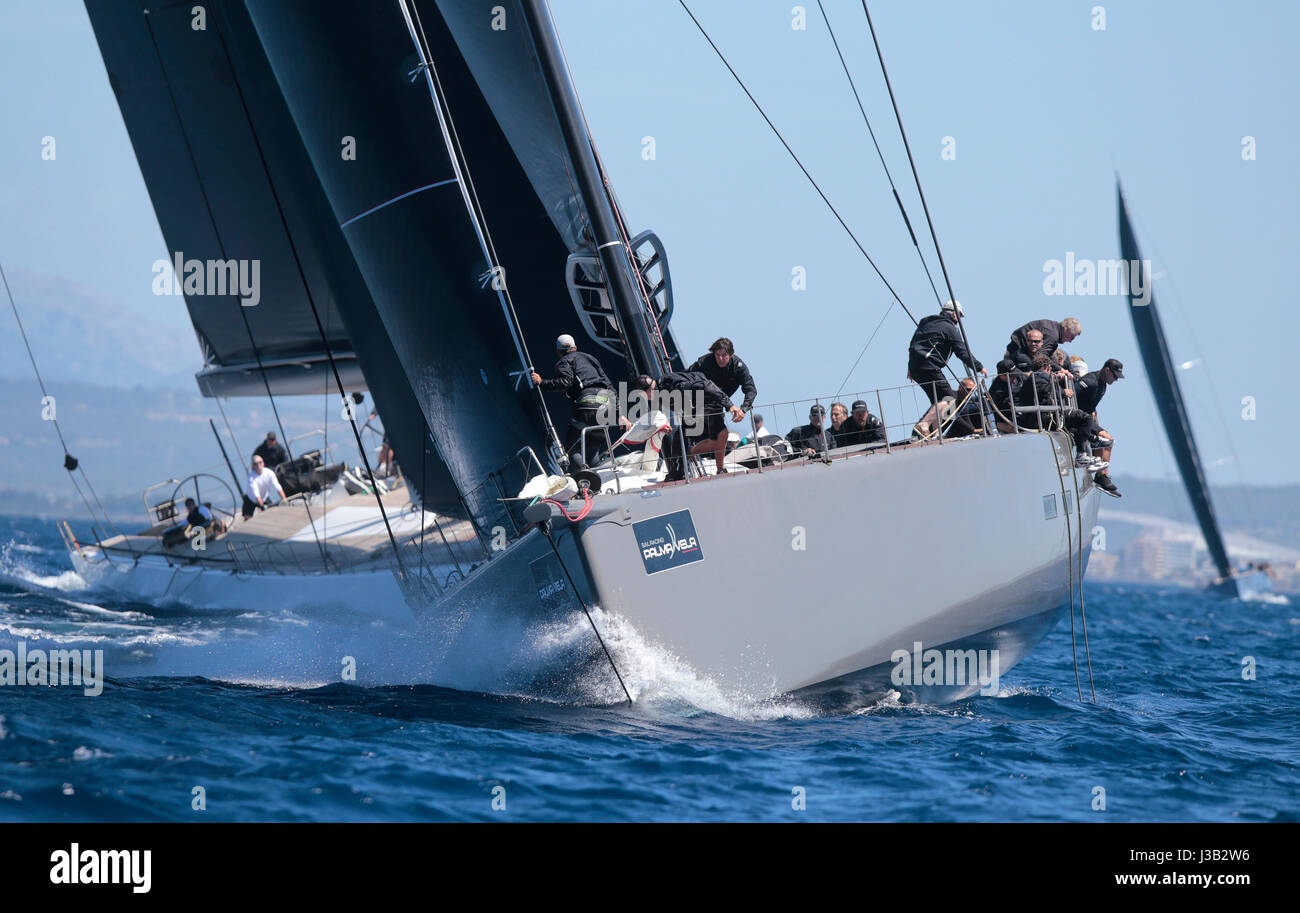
xmin=531 ymin=333 xmax=624 ymax=464
xmin=162 ymin=497 xmax=216 ymax=548
xmin=253 ymin=432 xmax=288 ymax=470
xmin=786 ymin=404 xmax=832 ymax=456
xmin=1005 ymin=317 xmax=1082 ymax=367
xmin=988 ymin=358 xmax=1027 ymax=431
xmin=632 ymin=372 xmax=742 ymax=480
xmin=835 ymin=399 xmax=886 ymax=446
xmin=907 ymin=300 xmax=985 ymax=405
xmin=750 ymin=414 xmax=779 ymax=446
xmin=684 ymin=338 xmax=757 ymax=475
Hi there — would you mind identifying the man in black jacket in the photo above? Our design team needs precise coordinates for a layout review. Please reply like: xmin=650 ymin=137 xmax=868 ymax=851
xmin=633 ymin=372 xmax=743 ymax=480
xmin=1073 ymin=357 xmax=1123 ymax=414
xmin=1005 ymin=317 xmax=1081 ymax=367
xmin=786 ymin=404 xmax=832 ymax=456
xmin=907 ymin=300 xmax=985 ymax=405
xmin=835 ymin=400 xmax=886 ymax=447
xmin=252 ymin=432 xmax=288 ymax=470
xmin=684 ymin=338 xmax=757 ymax=464
xmin=1072 ymin=358 xmax=1123 ymax=496
xmin=531 ymin=334 xmax=622 ymax=464
xmin=1014 ymin=352 xmax=1075 ymax=430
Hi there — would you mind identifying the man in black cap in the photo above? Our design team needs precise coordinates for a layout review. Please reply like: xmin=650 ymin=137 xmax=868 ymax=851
xmin=1072 ymin=358 xmax=1123 ymax=496
xmin=786 ymin=404 xmax=832 ymax=457
xmin=835 ymin=399 xmax=886 ymax=447
xmin=1073 ymin=358 xmax=1123 ymax=415
xmin=907 ymin=300 xmax=985 ymax=405
xmin=531 ymin=333 xmax=622 ymax=464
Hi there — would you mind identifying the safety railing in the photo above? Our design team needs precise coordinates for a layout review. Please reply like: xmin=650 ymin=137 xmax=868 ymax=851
xmin=566 ymin=373 xmax=1079 ymax=483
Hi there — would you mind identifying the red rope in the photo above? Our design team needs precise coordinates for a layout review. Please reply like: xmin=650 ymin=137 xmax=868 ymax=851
xmin=542 ymin=487 xmax=594 ymax=523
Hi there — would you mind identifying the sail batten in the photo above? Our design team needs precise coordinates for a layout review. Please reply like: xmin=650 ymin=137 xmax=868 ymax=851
xmin=1118 ymin=184 xmax=1234 ymax=583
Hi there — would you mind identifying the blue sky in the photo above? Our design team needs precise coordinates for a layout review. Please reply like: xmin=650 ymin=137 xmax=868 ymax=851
xmin=1 ymin=0 xmax=1296 ymax=485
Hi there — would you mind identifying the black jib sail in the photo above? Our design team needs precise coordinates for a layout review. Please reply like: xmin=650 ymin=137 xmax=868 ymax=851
xmin=1117 ymin=182 xmax=1235 ymax=589
xmin=83 ymin=0 xmax=458 ymax=513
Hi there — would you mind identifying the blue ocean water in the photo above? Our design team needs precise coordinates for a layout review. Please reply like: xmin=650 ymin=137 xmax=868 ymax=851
xmin=0 ymin=514 xmax=1295 ymax=822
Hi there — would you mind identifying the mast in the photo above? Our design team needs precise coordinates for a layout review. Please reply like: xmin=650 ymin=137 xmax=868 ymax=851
xmin=1117 ymin=182 xmax=1234 ymax=584
xmin=520 ymin=0 xmax=663 ymax=378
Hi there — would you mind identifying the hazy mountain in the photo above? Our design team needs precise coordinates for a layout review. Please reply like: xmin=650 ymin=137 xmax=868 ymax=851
xmin=1 ymin=268 xmax=198 ymax=390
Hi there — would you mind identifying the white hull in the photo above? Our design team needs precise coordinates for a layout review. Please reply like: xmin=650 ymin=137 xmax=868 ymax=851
xmin=69 ymin=547 xmax=413 ymax=623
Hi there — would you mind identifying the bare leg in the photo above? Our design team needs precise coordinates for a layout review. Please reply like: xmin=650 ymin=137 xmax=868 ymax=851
xmin=689 ymin=430 xmax=730 ymax=472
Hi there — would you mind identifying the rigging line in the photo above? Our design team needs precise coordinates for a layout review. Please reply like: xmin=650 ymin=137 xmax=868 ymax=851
xmin=207 ymin=20 xmax=404 ymax=577
xmin=140 ymin=14 xmax=295 ymax=467
xmin=835 ymin=297 xmax=897 ymax=398
xmin=2 ymin=261 xmax=65 ymax=452
xmin=405 ymin=0 xmax=565 ymax=463
xmin=676 ymin=0 xmax=920 ymax=327
xmin=1051 ymin=434 xmax=1085 ymax=702
xmin=1072 ymin=460 xmax=1097 ymax=701
xmin=215 ymin=397 xmax=246 ymax=471
xmin=861 ymin=2 xmax=989 ymax=425
xmin=815 ymin=0 xmax=944 ymax=308
xmin=2 ymin=259 xmax=124 ymax=540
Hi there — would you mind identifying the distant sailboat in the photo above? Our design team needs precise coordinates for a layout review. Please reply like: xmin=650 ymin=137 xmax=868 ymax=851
xmin=1117 ymin=182 xmax=1256 ymax=598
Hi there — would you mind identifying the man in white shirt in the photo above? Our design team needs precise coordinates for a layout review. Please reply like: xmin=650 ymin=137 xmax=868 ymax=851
xmin=242 ymin=455 xmax=286 ymax=519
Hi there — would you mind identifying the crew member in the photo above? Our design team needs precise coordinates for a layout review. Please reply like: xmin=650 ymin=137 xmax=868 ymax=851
xmin=828 ymin=402 xmax=850 ymax=444
xmin=1005 ymin=317 xmax=1081 ymax=367
xmin=530 ymin=334 xmax=623 ymax=465
xmin=243 ymin=455 xmax=286 ymax=519
xmin=632 ymin=372 xmax=743 ymax=481
xmin=786 ymin=404 xmax=832 ymax=457
xmin=907 ymin=300 xmax=985 ymax=405
xmin=836 ymin=400 xmax=886 ymax=446
xmin=252 ymin=432 xmax=288 ymax=470
xmin=1073 ymin=357 xmax=1124 ymax=497
xmin=684 ymin=338 xmax=757 ymax=472
xmin=750 ymin=414 xmax=779 ymax=446
xmin=162 ymin=497 xmax=216 ymax=548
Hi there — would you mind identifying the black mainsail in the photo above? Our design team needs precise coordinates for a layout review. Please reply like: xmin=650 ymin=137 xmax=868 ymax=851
xmin=1118 ymin=182 xmax=1235 ymax=590
xmin=243 ymin=0 xmax=680 ymax=532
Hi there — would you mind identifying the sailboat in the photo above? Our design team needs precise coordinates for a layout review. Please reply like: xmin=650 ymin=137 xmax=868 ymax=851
xmin=59 ymin=0 xmax=1102 ymax=704
xmin=1117 ymin=184 xmax=1262 ymax=599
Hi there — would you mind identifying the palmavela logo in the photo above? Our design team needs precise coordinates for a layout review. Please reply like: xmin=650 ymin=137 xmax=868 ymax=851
xmin=634 ymin=510 xmax=704 ymax=574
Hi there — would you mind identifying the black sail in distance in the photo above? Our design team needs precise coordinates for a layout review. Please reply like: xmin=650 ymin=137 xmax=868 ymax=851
xmin=83 ymin=0 xmax=457 ymax=514
xmin=1118 ymin=183 xmax=1235 ymax=586
xmin=244 ymin=0 xmax=646 ymax=529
